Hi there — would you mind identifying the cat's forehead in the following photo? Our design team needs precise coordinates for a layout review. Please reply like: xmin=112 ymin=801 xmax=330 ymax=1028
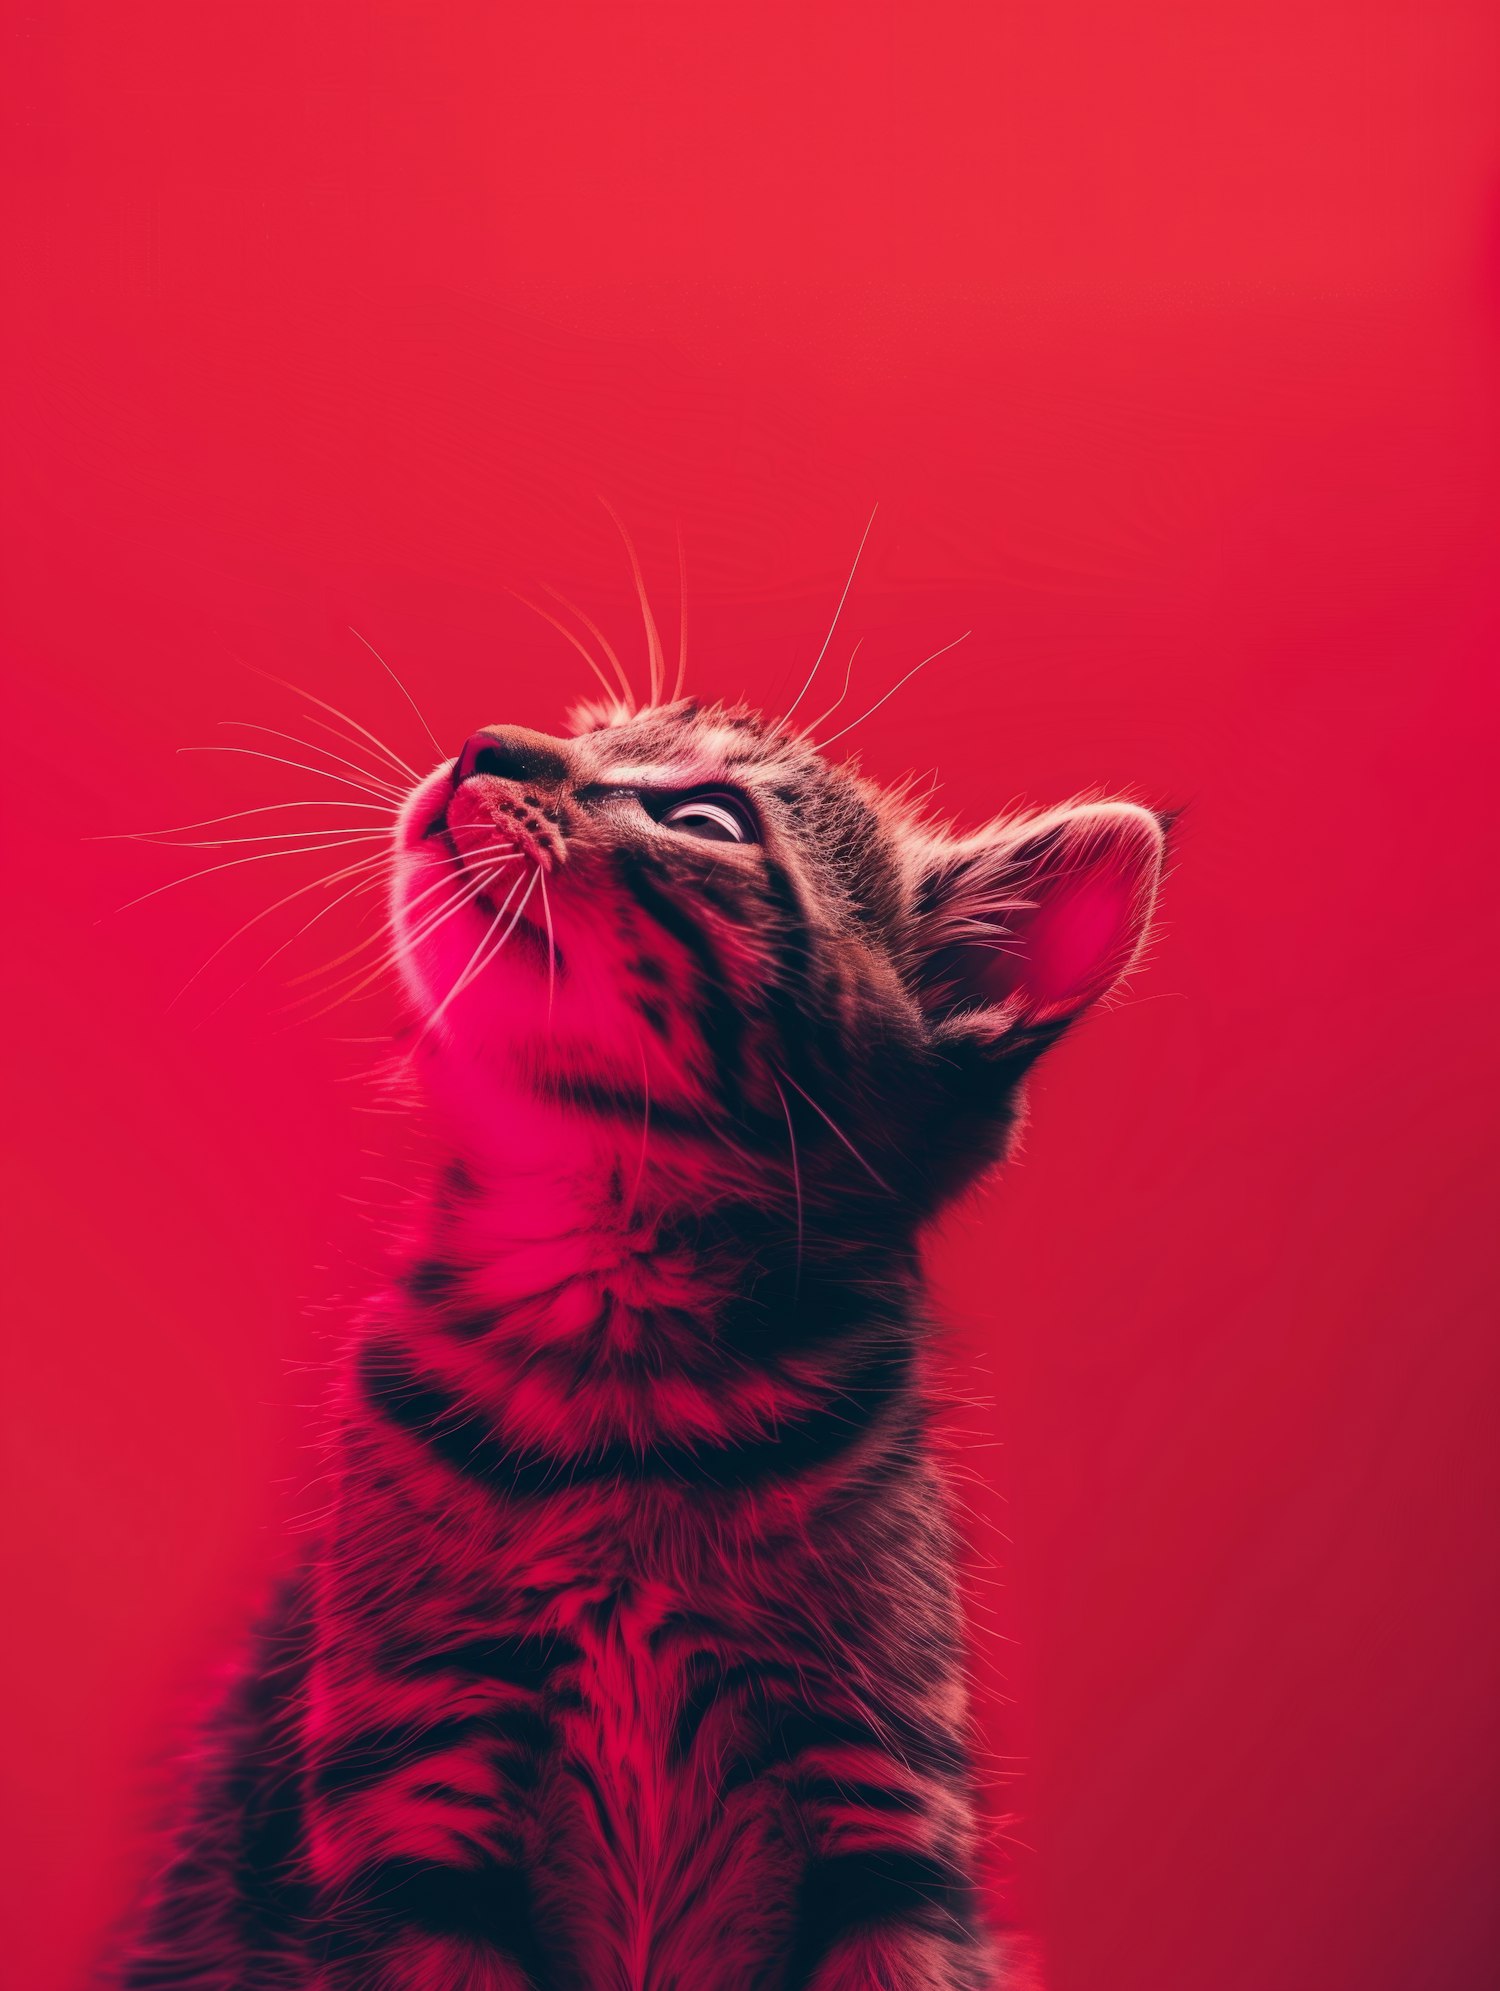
xmin=569 ymin=698 xmax=827 ymax=788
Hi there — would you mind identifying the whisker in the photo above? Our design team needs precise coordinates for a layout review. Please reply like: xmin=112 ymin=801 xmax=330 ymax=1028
xmin=813 ymin=629 xmax=971 ymax=752
xmin=420 ymin=870 xmax=536 ymax=1037
xmin=801 ymin=638 xmax=863 ymax=740
xmin=236 ymin=658 xmax=425 ymax=783
xmin=448 ymin=869 xmax=539 ymax=1008
xmin=348 ymin=627 xmax=446 ymax=761
xmin=177 ymin=745 xmax=401 ymax=807
xmin=87 ymin=800 xmax=394 ymax=842
xmin=282 ymin=856 xmax=518 ymax=1016
xmin=218 ymin=722 xmax=406 ymax=798
xmin=166 ymin=853 xmax=392 ymax=1008
xmin=197 ymin=864 xmax=394 ymax=1019
xmin=537 ymin=581 xmax=636 ymax=713
xmin=626 ymin=1032 xmax=652 ymax=1223
xmin=282 ymin=855 xmax=507 ymax=991
xmin=300 ymin=855 xmax=519 ymax=1020
xmin=111 ymin=828 xmax=393 ymax=850
xmin=783 ymin=505 xmax=877 ymax=724
xmin=509 ymin=587 xmax=623 ymax=710
xmin=773 ymin=1068 xmax=893 ymax=1194
xmin=599 ymin=498 xmax=665 ymax=706
xmin=672 ymin=524 xmax=688 ymax=703
xmin=103 ymin=835 xmax=393 ymax=921
xmin=301 ymin=713 xmax=422 ymax=787
xmin=395 ymin=858 xmax=520 ymax=956
xmin=771 ymin=1076 xmax=804 ymax=1299
xmin=537 ymin=865 xmax=557 ymax=1018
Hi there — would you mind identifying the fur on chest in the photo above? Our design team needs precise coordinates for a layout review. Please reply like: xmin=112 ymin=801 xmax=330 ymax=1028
xmin=525 ymin=1585 xmax=804 ymax=1991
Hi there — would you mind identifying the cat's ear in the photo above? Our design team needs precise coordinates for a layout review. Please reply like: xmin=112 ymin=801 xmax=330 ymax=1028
xmin=908 ymin=801 xmax=1166 ymax=1038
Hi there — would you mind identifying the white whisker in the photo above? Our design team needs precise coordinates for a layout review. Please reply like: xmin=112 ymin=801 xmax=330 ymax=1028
xmin=538 ymin=582 xmax=635 ymax=712
xmin=783 ymin=505 xmax=877 ymax=724
xmin=672 ymin=524 xmax=688 ymax=703
xmin=113 ymin=828 xmax=393 ymax=850
xmin=301 ymin=714 xmax=422 ymax=788
xmin=424 ymin=868 xmax=541 ymax=1037
xmin=285 ymin=857 xmax=500 ymax=992
xmin=306 ymin=863 xmax=519 ymax=1015
xmin=600 ymin=498 xmax=665 ymax=706
xmin=802 ymin=638 xmax=863 ymax=739
xmin=626 ymin=1033 xmax=652 ymax=1223
xmin=178 ymin=745 xmax=402 ymax=807
xmin=774 ymin=1068 xmax=893 ymax=1194
xmin=238 ymin=657 xmax=427 ymax=782
xmin=348 ymin=627 xmax=446 ymax=761
xmin=397 ymin=858 xmax=520 ymax=956
xmin=510 ymin=587 xmax=625 ymax=710
xmin=87 ymin=800 xmax=393 ymax=842
xmin=283 ymin=856 xmax=517 ymax=1015
xmin=772 ymin=1076 xmax=804 ymax=1298
xmin=103 ymin=835 xmax=392 ymax=921
xmin=166 ymin=852 xmax=392 ymax=1008
xmin=537 ymin=864 xmax=557 ymax=1018
xmin=199 ymin=864 xmax=394 ymax=1019
xmin=218 ymin=722 xmax=406 ymax=798
xmin=814 ymin=629 xmax=971 ymax=752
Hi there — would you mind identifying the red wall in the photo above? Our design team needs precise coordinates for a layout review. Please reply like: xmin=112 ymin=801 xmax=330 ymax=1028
xmin=4 ymin=5 xmax=1498 ymax=1986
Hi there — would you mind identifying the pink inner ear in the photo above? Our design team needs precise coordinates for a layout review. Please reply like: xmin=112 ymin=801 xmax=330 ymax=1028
xmin=984 ymin=875 xmax=1133 ymax=1011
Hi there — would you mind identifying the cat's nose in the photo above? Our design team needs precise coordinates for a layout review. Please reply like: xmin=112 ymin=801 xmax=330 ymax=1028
xmin=452 ymin=727 xmax=570 ymax=790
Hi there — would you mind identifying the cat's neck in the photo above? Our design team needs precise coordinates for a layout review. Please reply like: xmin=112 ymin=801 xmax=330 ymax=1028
xmin=361 ymin=1071 xmax=927 ymax=1506
xmin=392 ymin=1075 xmax=921 ymax=1361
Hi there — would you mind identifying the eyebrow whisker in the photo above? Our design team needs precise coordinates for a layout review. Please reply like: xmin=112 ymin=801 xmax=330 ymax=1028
xmin=801 ymin=638 xmax=863 ymax=740
xmin=513 ymin=586 xmax=632 ymax=712
xmin=813 ymin=628 xmax=971 ymax=752
xmin=672 ymin=523 xmax=689 ymax=703
xmin=600 ymin=497 xmax=666 ymax=707
xmin=783 ymin=504 xmax=877 ymax=725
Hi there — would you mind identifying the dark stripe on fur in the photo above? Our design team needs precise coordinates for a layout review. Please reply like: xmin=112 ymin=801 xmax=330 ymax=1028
xmin=316 ymin=1857 xmax=543 ymax=1974
xmin=670 ymin=1655 xmax=802 ymax=1763
xmin=727 ymin=1704 xmax=968 ymax=1791
xmin=358 ymin=1333 xmax=912 ymax=1494
xmin=403 ymin=1633 xmax=580 ymax=1693
xmin=786 ymin=1849 xmax=979 ymax=1986
xmin=613 ymin=849 xmax=747 ymax=1107
xmin=311 ymin=1708 xmax=548 ymax=1800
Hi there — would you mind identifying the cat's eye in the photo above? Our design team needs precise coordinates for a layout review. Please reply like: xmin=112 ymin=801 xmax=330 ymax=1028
xmin=658 ymin=792 xmax=757 ymax=844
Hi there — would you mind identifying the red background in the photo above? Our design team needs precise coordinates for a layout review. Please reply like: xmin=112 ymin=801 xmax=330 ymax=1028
xmin=3 ymin=4 xmax=1498 ymax=1987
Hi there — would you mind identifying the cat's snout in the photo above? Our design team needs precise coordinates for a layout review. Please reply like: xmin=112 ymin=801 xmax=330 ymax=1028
xmin=446 ymin=724 xmax=569 ymax=873
xmin=453 ymin=726 xmax=570 ymax=791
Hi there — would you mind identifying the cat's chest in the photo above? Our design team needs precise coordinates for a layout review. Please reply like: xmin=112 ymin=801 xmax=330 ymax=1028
xmin=560 ymin=1581 xmax=683 ymax=1783
xmin=534 ymin=1583 xmax=800 ymax=1986
xmin=548 ymin=1579 xmax=748 ymax=1814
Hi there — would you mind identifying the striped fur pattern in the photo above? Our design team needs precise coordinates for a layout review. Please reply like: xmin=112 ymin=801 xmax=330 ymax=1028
xmin=116 ymin=695 xmax=1164 ymax=1990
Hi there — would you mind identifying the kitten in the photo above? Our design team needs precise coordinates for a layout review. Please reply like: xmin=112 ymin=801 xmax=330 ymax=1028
xmin=117 ymin=693 xmax=1165 ymax=1991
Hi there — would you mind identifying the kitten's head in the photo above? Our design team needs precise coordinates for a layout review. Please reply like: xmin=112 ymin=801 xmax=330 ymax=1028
xmin=393 ymin=698 xmax=1164 ymax=1224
